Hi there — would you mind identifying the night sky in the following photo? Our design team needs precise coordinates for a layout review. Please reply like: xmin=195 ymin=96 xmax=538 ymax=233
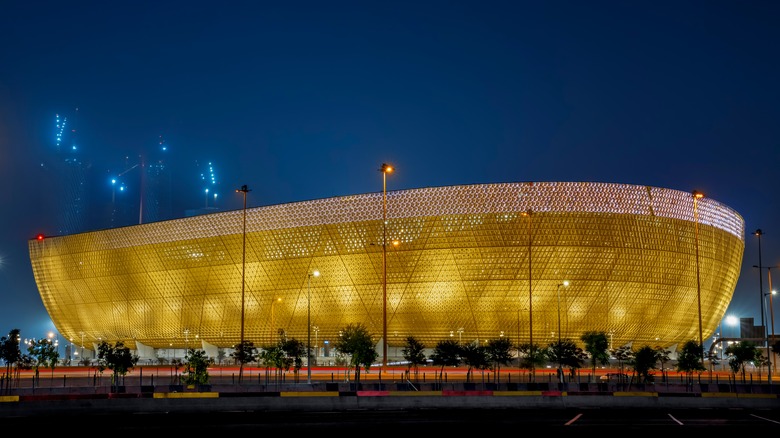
xmin=1 ymin=1 xmax=778 ymax=348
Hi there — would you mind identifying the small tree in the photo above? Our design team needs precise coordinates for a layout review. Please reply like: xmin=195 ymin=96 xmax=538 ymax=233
xmin=27 ymin=338 xmax=58 ymax=383
xmin=630 ymin=345 xmax=658 ymax=383
xmin=653 ymin=346 xmax=672 ymax=382
xmin=0 ymin=329 xmax=23 ymax=389
xmin=485 ymin=337 xmax=514 ymax=383
xmin=461 ymin=342 xmax=489 ymax=383
xmin=517 ymin=342 xmax=546 ymax=381
xmin=96 ymin=340 xmax=139 ymax=391
xmin=611 ymin=345 xmax=634 ymax=378
xmin=183 ymin=348 xmax=210 ymax=385
xmin=259 ymin=344 xmax=286 ymax=384
xmin=401 ymin=336 xmax=427 ymax=381
xmin=725 ymin=341 xmax=759 ymax=382
xmin=754 ymin=350 xmax=769 ymax=381
xmin=429 ymin=339 xmax=462 ymax=383
xmin=545 ymin=339 xmax=580 ymax=383
xmin=675 ymin=340 xmax=705 ymax=384
xmin=332 ymin=323 xmax=377 ymax=384
xmin=170 ymin=358 xmax=183 ymax=384
xmin=231 ymin=340 xmax=257 ymax=383
xmin=581 ymin=331 xmax=610 ymax=380
xmin=280 ymin=337 xmax=306 ymax=381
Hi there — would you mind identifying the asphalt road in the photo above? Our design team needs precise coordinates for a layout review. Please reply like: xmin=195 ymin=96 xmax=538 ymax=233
xmin=3 ymin=407 xmax=779 ymax=431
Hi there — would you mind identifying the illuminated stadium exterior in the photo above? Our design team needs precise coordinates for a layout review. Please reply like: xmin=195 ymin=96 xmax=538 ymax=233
xmin=29 ymin=182 xmax=744 ymax=360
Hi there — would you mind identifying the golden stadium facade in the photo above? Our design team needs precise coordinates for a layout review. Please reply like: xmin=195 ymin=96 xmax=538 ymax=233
xmin=28 ymin=182 xmax=744 ymax=358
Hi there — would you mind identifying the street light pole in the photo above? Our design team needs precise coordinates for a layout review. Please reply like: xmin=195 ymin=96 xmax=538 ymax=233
xmin=768 ymin=269 xmax=776 ymax=348
xmin=379 ymin=163 xmax=393 ymax=370
xmin=753 ymin=265 xmax=778 ymax=374
xmin=235 ymin=184 xmax=250 ymax=382
xmin=692 ymin=190 xmax=705 ymax=363
xmin=556 ymin=280 xmax=569 ymax=383
xmin=521 ymin=209 xmax=533 ymax=379
xmin=754 ymin=229 xmax=772 ymax=383
xmin=270 ymin=297 xmax=281 ymax=344
xmin=307 ymin=270 xmax=320 ymax=384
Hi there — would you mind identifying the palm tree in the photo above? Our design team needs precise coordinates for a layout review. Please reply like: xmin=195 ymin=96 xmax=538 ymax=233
xmin=545 ymin=339 xmax=580 ymax=383
xmin=630 ymin=345 xmax=658 ymax=383
xmin=430 ymin=339 xmax=462 ymax=383
xmin=461 ymin=342 xmax=489 ymax=383
xmin=517 ymin=342 xmax=545 ymax=381
xmin=485 ymin=337 xmax=514 ymax=383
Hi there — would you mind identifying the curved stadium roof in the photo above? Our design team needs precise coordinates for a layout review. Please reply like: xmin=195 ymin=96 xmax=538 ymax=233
xmin=29 ymin=181 xmax=744 ymax=356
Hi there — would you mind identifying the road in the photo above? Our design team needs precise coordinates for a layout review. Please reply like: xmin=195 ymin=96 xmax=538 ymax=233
xmin=2 ymin=407 xmax=778 ymax=430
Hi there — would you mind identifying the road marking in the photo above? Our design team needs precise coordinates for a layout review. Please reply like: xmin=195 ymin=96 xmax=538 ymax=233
xmin=750 ymin=413 xmax=780 ymax=424
xmin=667 ymin=413 xmax=684 ymax=425
xmin=565 ymin=413 xmax=583 ymax=425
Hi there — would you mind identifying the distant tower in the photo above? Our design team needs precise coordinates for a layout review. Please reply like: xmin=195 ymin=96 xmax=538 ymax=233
xmin=185 ymin=160 xmax=221 ymax=217
xmin=48 ymin=109 xmax=91 ymax=235
xmin=108 ymin=155 xmax=139 ymax=228
xmin=140 ymin=136 xmax=172 ymax=223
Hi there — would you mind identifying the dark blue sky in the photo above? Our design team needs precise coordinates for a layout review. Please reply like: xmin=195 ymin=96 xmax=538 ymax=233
xmin=1 ymin=1 xmax=778 ymax=346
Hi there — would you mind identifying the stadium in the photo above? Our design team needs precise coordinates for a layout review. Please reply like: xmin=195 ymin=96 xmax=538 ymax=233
xmin=28 ymin=181 xmax=744 ymax=361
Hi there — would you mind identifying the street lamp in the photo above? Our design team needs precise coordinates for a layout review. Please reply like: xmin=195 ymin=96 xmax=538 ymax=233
xmin=48 ymin=331 xmax=60 ymax=361
xmin=692 ymin=190 xmax=704 ymax=362
xmin=754 ymin=229 xmax=772 ymax=383
xmin=521 ymin=210 xmax=533 ymax=362
xmin=307 ymin=270 xmax=320 ymax=384
xmin=722 ymin=314 xmax=739 ymax=370
xmin=235 ymin=184 xmax=250 ymax=382
xmin=556 ymin=280 xmax=569 ymax=383
xmin=379 ymin=163 xmax=393 ymax=370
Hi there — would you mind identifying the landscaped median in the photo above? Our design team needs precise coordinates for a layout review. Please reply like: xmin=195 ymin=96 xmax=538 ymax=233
xmin=4 ymin=389 xmax=780 ymax=401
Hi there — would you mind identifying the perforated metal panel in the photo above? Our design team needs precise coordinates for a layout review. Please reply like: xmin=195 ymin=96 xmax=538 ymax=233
xmin=29 ymin=182 xmax=744 ymax=354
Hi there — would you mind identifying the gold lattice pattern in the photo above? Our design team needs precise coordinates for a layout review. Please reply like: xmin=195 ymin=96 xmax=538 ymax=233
xmin=28 ymin=182 xmax=744 ymax=354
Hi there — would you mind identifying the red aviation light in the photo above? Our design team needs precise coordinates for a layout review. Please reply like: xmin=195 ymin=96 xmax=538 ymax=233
xmin=36 ymin=234 xmax=45 ymax=241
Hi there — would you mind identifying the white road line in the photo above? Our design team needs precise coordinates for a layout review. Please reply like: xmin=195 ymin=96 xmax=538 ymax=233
xmin=750 ymin=413 xmax=780 ymax=424
xmin=565 ymin=413 xmax=583 ymax=425
xmin=667 ymin=413 xmax=684 ymax=425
